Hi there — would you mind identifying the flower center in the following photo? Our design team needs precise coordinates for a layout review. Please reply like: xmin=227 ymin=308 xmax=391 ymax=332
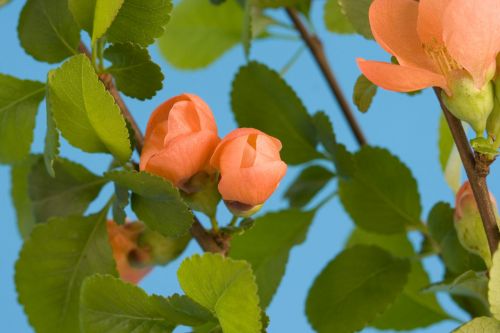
xmin=424 ymin=42 xmax=462 ymax=76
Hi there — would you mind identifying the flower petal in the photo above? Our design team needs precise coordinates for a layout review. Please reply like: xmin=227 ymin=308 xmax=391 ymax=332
xmin=369 ymin=0 xmax=435 ymax=71
xmin=218 ymin=161 xmax=287 ymax=206
xmin=443 ymin=0 xmax=500 ymax=88
xmin=357 ymin=58 xmax=448 ymax=93
xmin=144 ymin=131 xmax=219 ymax=186
xmin=417 ymin=0 xmax=451 ymax=45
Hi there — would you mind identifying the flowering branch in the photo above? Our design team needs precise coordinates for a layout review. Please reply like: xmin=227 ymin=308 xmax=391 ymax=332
xmin=78 ymin=42 xmax=229 ymax=255
xmin=434 ymin=88 xmax=500 ymax=255
xmin=285 ymin=8 xmax=367 ymax=146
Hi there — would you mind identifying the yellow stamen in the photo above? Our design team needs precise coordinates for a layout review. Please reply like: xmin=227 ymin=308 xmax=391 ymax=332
xmin=424 ymin=43 xmax=462 ymax=76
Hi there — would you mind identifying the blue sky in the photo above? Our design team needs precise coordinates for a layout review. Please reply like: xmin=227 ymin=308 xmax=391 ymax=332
xmin=2 ymin=1 xmax=498 ymax=332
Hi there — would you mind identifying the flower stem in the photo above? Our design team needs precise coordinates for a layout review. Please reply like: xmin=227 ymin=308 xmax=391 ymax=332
xmin=229 ymin=215 xmax=239 ymax=227
xmin=210 ymin=216 xmax=220 ymax=234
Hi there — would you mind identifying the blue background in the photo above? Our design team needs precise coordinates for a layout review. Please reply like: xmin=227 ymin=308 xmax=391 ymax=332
xmin=2 ymin=1 xmax=498 ymax=332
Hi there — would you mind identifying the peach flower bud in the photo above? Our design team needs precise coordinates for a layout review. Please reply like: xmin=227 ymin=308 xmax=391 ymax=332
xmin=210 ymin=128 xmax=287 ymax=215
xmin=106 ymin=220 xmax=152 ymax=284
xmin=140 ymin=94 xmax=220 ymax=190
xmin=454 ymin=181 xmax=499 ymax=267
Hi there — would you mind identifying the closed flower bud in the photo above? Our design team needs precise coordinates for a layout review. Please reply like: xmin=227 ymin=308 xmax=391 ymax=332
xmin=106 ymin=221 xmax=152 ymax=284
xmin=137 ymin=229 xmax=191 ymax=266
xmin=441 ymin=74 xmax=494 ymax=135
xmin=454 ymin=182 xmax=498 ymax=267
xmin=140 ymin=94 xmax=220 ymax=191
xmin=210 ymin=128 xmax=287 ymax=216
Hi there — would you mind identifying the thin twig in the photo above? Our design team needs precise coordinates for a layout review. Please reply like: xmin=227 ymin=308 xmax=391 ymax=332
xmin=285 ymin=8 xmax=367 ymax=146
xmin=434 ymin=88 xmax=500 ymax=255
xmin=78 ymin=42 xmax=227 ymax=254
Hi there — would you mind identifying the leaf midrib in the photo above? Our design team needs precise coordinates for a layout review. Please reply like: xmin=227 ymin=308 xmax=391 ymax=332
xmin=0 ymin=87 xmax=45 ymax=114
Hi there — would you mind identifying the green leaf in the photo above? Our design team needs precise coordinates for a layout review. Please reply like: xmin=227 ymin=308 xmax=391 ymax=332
xmin=178 ymin=253 xmax=262 ymax=333
xmin=242 ymin=0 xmax=252 ymax=59
xmin=28 ymin=157 xmax=106 ymax=223
xmin=18 ymin=0 xmax=79 ymax=63
xmin=254 ymin=0 xmax=302 ymax=7
xmin=48 ymin=54 xmax=132 ymax=162
xmin=324 ymin=0 xmax=355 ymax=34
xmin=106 ymin=170 xmax=194 ymax=237
xmin=158 ymin=0 xmax=243 ymax=69
xmin=11 ymin=156 xmax=38 ymax=239
xmin=347 ymin=229 xmax=449 ymax=329
xmin=425 ymin=270 xmax=489 ymax=311
xmin=15 ymin=208 xmax=117 ymax=333
xmin=0 ymin=74 xmax=44 ymax=163
xmin=230 ymin=209 xmax=316 ymax=308
xmin=439 ymin=114 xmax=462 ymax=192
xmin=107 ymin=0 xmax=172 ymax=47
xmin=427 ymin=202 xmax=486 ymax=275
xmin=306 ymin=245 xmax=410 ymax=333
xmin=353 ymin=74 xmax=377 ymax=113
xmin=338 ymin=0 xmax=373 ymax=39
xmin=453 ymin=317 xmax=500 ymax=332
xmin=284 ymin=166 xmax=334 ymax=208
xmin=67 ymin=0 xmax=96 ymax=32
xmin=489 ymin=248 xmax=500 ymax=320
xmin=112 ymin=184 xmax=129 ymax=225
xmin=312 ymin=111 xmax=336 ymax=155
xmin=0 ymin=0 xmax=10 ymax=7
xmin=81 ymin=275 xmax=213 ymax=332
xmin=93 ymin=0 xmax=125 ymax=41
xmin=104 ymin=43 xmax=164 ymax=100
xmin=339 ymin=146 xmax=422 ymax=233
xmin=231 ymin=61 xmax=320 ymax=164
xmin=44 ymin=86 xmax=60 ymax=176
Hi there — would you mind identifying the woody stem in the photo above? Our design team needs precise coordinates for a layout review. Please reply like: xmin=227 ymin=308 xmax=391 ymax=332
xmin=434 ymin=88 xmax=500 ymax=255
xmin=79 ymin=42 xmax=229 ymax=255
xmin=285 ymin=8 xmax=367 ymax=146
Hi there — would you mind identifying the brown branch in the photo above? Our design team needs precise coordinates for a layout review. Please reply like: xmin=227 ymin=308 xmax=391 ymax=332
xmin=78 ymin=42 xmax=226 ymax=254
xmin=434 ymin=88 xmax=500 ymax=255
xmin=285 ymin=8 xmax=367 ymax=146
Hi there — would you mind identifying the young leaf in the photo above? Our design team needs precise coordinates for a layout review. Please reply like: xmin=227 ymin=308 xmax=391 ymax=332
xmin=106 ymin=170 xmax=194 ymax=238
xmin=28 ymin=157 xmax=107 ymax=223
xmin=231 ymin=61 xmax=320 ymax=164
xmin=306 ymin=245 xmax=410 ymax=333
xmin=44 ymin=86 xmax=60 ymax=176
xmin=107 ymin=0 xmax=172 ymax=47
xmin=339 ymin=146 xmax=422 ymax=234
xmin=18 ymin=0 xmax=79 ymax=63
xmin=284 ymin=166 xmax=334 ymax=208
xmin=427 ymin=202 xmax=485 ymax=275
xmin=241 ymin=0 xmax=252 ymax=59
xmin=230 ymin=209 xmax=316 ymax=308
xmin=80 ymin=275 xmax=213 ymax=332
xmin=48 ymin=54 xmax=132 ymax=163
xmin=15 ymin=208 xmax=117 ymax=333
xmin=453 ymin=317 xmax=500 ymax=332
xmin=324 ymin=0 xmax=355 ymax=34
xmin=11 ymin=156 xmax=38 ymax=239
xmin=353 ymin=74 xmax=377 ymax=113
xmin=425 ymin=270 xmax=488 ymax=311
xmin=347 ymin=229 xmax=450 ymax=330
xmin=338 ymin=0 xmax=373 ymax=39
xmin=0 ymin=74 xmax=44 ymax=163
xmin=178 ymin=253 xmax=262 ymax=333
xmin=439 ymin=114 xmax=462 ymax=192
xmin=158 ymin=0 xmax=243 ymax=69
xmin=489 ymin=248 xmax=500 ymax=320
xmin=104 ymin=43 xmax=164 ymax=100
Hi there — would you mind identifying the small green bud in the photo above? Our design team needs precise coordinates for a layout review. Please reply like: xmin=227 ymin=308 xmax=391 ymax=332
xmin=487 ymin=79 xmax=500 ymax=143
xmin=181 ymin=172 xmax=221 ymax=218
xmin=441 ymin=75 xmax=494 ymax=135
xmin=454 ymin=182 xmax=499 ymax=268
xmin=137 ymin=228 xmax=191 ymax=266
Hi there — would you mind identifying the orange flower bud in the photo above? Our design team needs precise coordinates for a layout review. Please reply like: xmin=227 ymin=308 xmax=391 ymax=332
xmin=140 ymin=94 xmax=220 ymax=190
xmin=106 ymin=221 xmax=152 ymax=284
xmin=210 ymin=128 xmax=287 ymax=213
